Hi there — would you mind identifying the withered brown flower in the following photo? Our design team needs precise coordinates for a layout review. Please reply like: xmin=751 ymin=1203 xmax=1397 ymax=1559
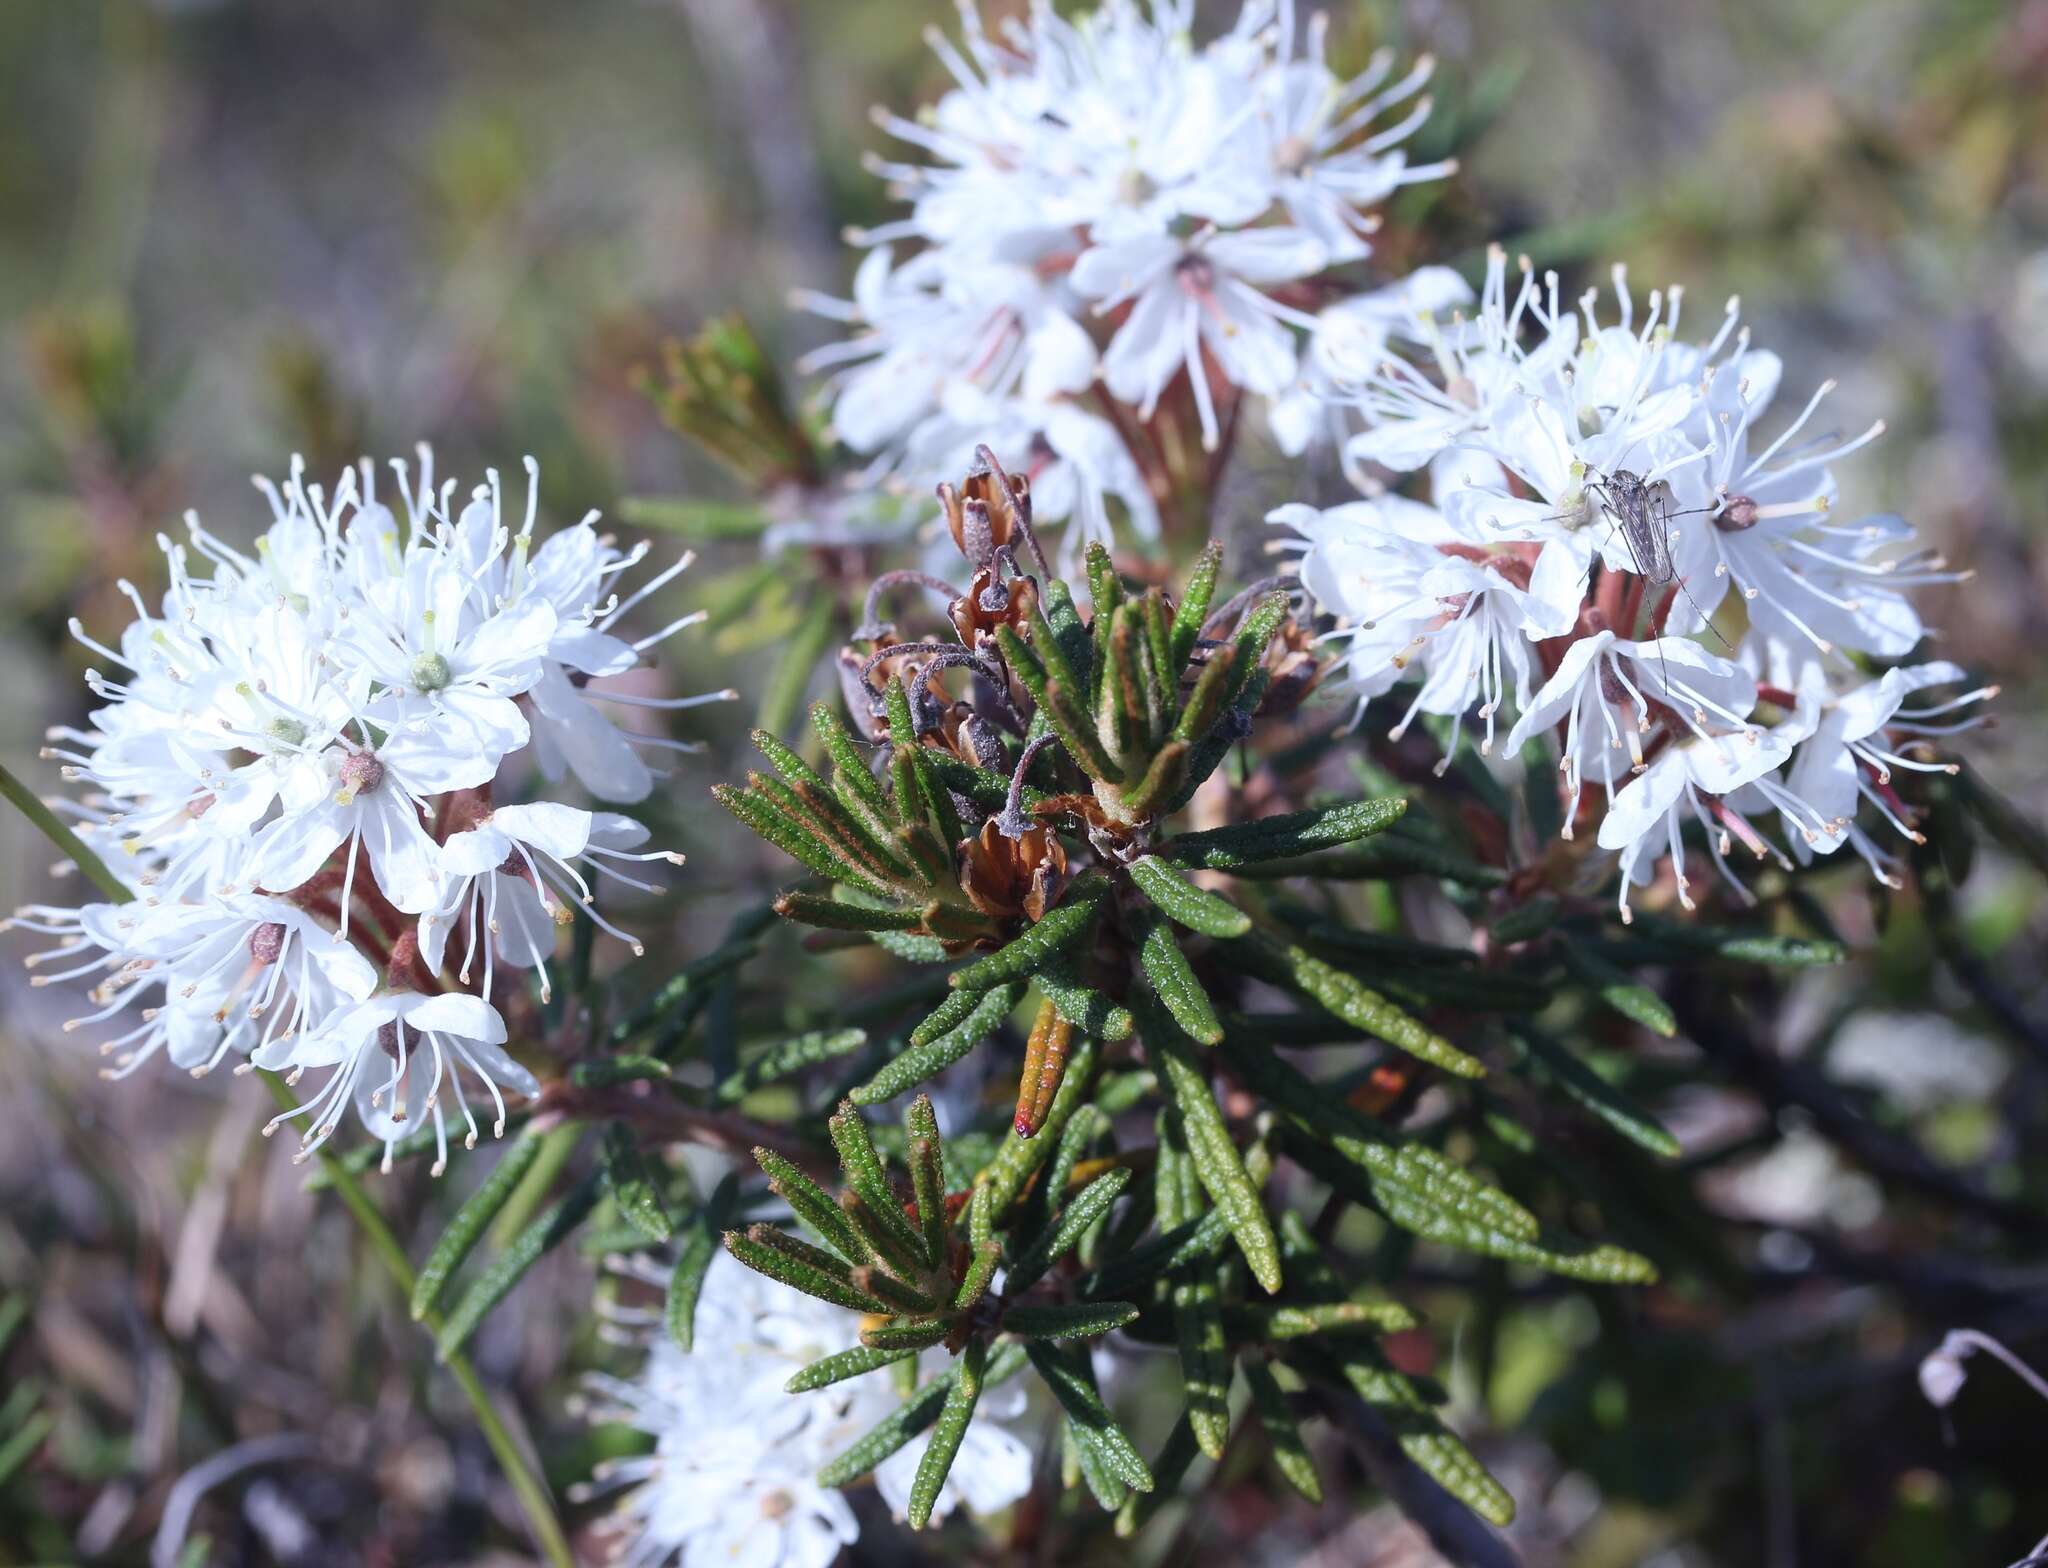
xmin=1256 ymin=613 xmax=1325 ymax=719
xmin=959 ymin=818 xmax=1069 ymax=924
xmin=948 ymin=566 xmax=1038 ymax=649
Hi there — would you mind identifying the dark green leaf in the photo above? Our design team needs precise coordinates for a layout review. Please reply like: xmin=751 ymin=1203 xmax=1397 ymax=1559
xmin=786 ymin=1344 xmax=916 ymax=1393
xmin=410 ymin=1131 xmax=547 ymax=1321
xmin=1003 ymin=1301 xmax=1140 ymax=1339
xmin=908 ymin=1336 xmax=986 ymax=1528
xmin=1128 ymin=855 xmax=1252 ymax=937
xmin=1026 ymin=1341 xmax=1153 ymax=1492
xmin=436 ymin=1170 xmax=603 ymax=1361
xmin=1164 ymin=799 xmax=1409 ymax=869
xmin=601 ymin=1122 xmax=672 ymax=1244
xmin=717 ymin=1027 xmax=869 ymax=1102
xmin=666 ymin=1172 xmax=738 ymax=1350
xmin=723 ymin=1225 xmax=891 ymax=1313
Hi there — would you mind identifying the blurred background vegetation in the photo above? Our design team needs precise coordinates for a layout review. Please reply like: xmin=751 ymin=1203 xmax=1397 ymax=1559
xmin=1 ymin=1 xmax=2045 ymax=1564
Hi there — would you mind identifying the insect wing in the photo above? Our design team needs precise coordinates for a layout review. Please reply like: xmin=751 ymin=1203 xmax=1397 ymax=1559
xmin=1638 ymin=480 xmax=1680 ymax=584
xmin=1609 ymin=473 xmax=1675 ymax=586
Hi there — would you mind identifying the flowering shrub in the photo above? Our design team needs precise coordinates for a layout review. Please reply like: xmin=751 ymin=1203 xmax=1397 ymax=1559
xmin=2 ymin=2 xmax=2020 ymax=1566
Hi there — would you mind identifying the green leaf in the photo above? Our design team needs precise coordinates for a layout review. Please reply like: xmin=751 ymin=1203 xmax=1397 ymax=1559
xmin=905 ymin=1095 xmax=949 ymax=1269
xmin=757 ymin=596 xmax=837 ymax=739
xmin=921 ymin=749 xmax=1053 ymax=818
xmin=717 ymin=1027 xmax=869 ymax=1102
xmin=812 ymin=702 xmax=896 ymax=829
xmin=909 ymin=1335 xmax=987 ymax=1529
xmin=1042 ymin=577 xmax=1096 ymax=695
xmin=1562 ymin=938 xmax=1677 ymax=1037
xmin=1175 ymin=1268 xmax=1232 ymax=1459
xmin=1083 ymin=1212 xmax=1230 ymax=1300
xmin=1225 ymin=931 xmax=1486 ymax=1078
xmin=713 ymin=783 xmax=892 ymax=897
xmin=850 ymin=982 xmax=1022 ymax=1105
xmin=1628 ymin=918 xmax=1847 ymax=968
xmin=946 ymin=883 xmax=1105 ymax=992
xmin=618 ymin=495 xmax=771 ymax=539
xmin=1025 ymin=1340 xmax=1153 ymax=1492
xmin=1227 ymin=1298 xmax=1419 ymax=1338
xmin=1490 ymin=894 xmax=1561 ymax=945
xmin=1167 ymin=541 xmax=1221 ymax=670
xmin=601 ymin=1123 xmax=673 ymax=1244
xmin=910 ymin=985 xmax=988 ymax=1047
xmin=723 ymin=1224 xmax=891 ymax=1313
xmin=859 ymin=1314 xmax=959 ymax=1352
xmin=850 ymin=1258 xmax=942 ymax=1315
xmin=770 ymin=891 xmax=922 ymax=931
xmin=666 ymin=1172 xmax=737 ymax=1350
xmin=1035 ymin=961 xmax=1136 ymax=1041
xmin=828 ymin=1102 xmax=928 ymax=1264
xmin=0 ymin=1410 xmax=54 ymax=1490
xmin=1512 ymin=1026 xmax=1682 ymax=1159
xmin=1244 ymin=1358 xmax=1321 ymax=1503
xmin=819 ymin=1372 xmax=955 ymax=1488
xmin=1139 ymin=917 xmax=1224 ymax=1046
xmin=1115 ymin=1414 xmax=1201 ymax=1538
xmin=752 ymin=762 xmax=916 ymax=890
xmin=1003 ymin=1301 xmax=1140 ymax=1339
xmin=1031 ymin=1104 xmax=1110 ymax=1240
xmin=1163 ymin=798 xmax=1409 ymax=869
xmin=410 ymin=1131 xmax=547 ymax=1321
xmin=786 ymin=1344 xmax=916 ymax=1393
xmin=1143 ymin=994 xmax=1282 ymax=1294
xmin=876 ymin=929 xmax=949 ymax=963
xmin=606 ymin=937 xmax=756 ymax=1048
xmin=1128 ymin=855 xmax=1252 ymax=937
xmin=953 ymin=1239 xmax=1002 ymax=1310
xmin=753 ymin=1148 xmax=864 ymax=1263
xmin=1223 ymin=1036 xmax=1540 ymax=1242
xmin=1154 ymin=1105 xmax=1196 ymax=1232
xmin=568 ymin=1054 xmax=673 ymax=1088
xmin=1224 ymin=839 xmax=1506 ymax=887
xmin=436 ymin=1169 xmax=603 ymax=1361
xmin=998 ymin=624 xmax=1124 ymax=782
xmin=818 ymin=1343 xmax=1028 ymax=1487
xmin=1007 ymin=1167 xmax=1134 ymax=1294
xmin=1068 ymin=1418 xmax=1132 ymax=1512
xmin=1295 ymin=1342 xmax=1516 ymax=1527
xmin=1274 ymin=1125 xmax=1658 ymax=1282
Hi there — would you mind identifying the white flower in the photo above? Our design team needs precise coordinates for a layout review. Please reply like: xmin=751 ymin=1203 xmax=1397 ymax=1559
xmin=580 ymin=1248 xmax=1034 ymax=1566
xmin=1276 ymin=489 xmax=1582 ymax=761
xmin=1596 ymin=721 xmax=1796 ymax=924
xmin=255 ymin=989 xmax=533 ymax=1173
xmin=11 ymin=894 xmax=374 ymax=1082
xmin=1243 ymin=26 xmax=1455 ymax=261
xmin=1269 ymin=265 xmax=1473 ymax=456
xmin=1074 ymin=225 xmax=1326 ymax=450
xmin=798 ymin=0 xmax=1456 ymax=550
xmin=1747 ymin=662 xmax=1993 ymax=884
xmin=424 ymin=804 xmax=683 ymax=1001
xmin=24 ymin=450 xmax=702 ymax=1166
xmin=1505 ymin=631 xmax=1763 ymax=830
xmin=248 ymin=742 xmax=445 ymax=918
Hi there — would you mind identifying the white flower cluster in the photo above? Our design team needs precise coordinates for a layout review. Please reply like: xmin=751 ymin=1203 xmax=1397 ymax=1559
xmin=14 ymin=452 xmax=721 ymax=1169
xmin=798 ymin=0 xmax=1461 ymax=558
xmin=580 ymin=1248 xmax=1033 ymax=1568
xmin=1282 ymin=249 xmax=1992 ymax=920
